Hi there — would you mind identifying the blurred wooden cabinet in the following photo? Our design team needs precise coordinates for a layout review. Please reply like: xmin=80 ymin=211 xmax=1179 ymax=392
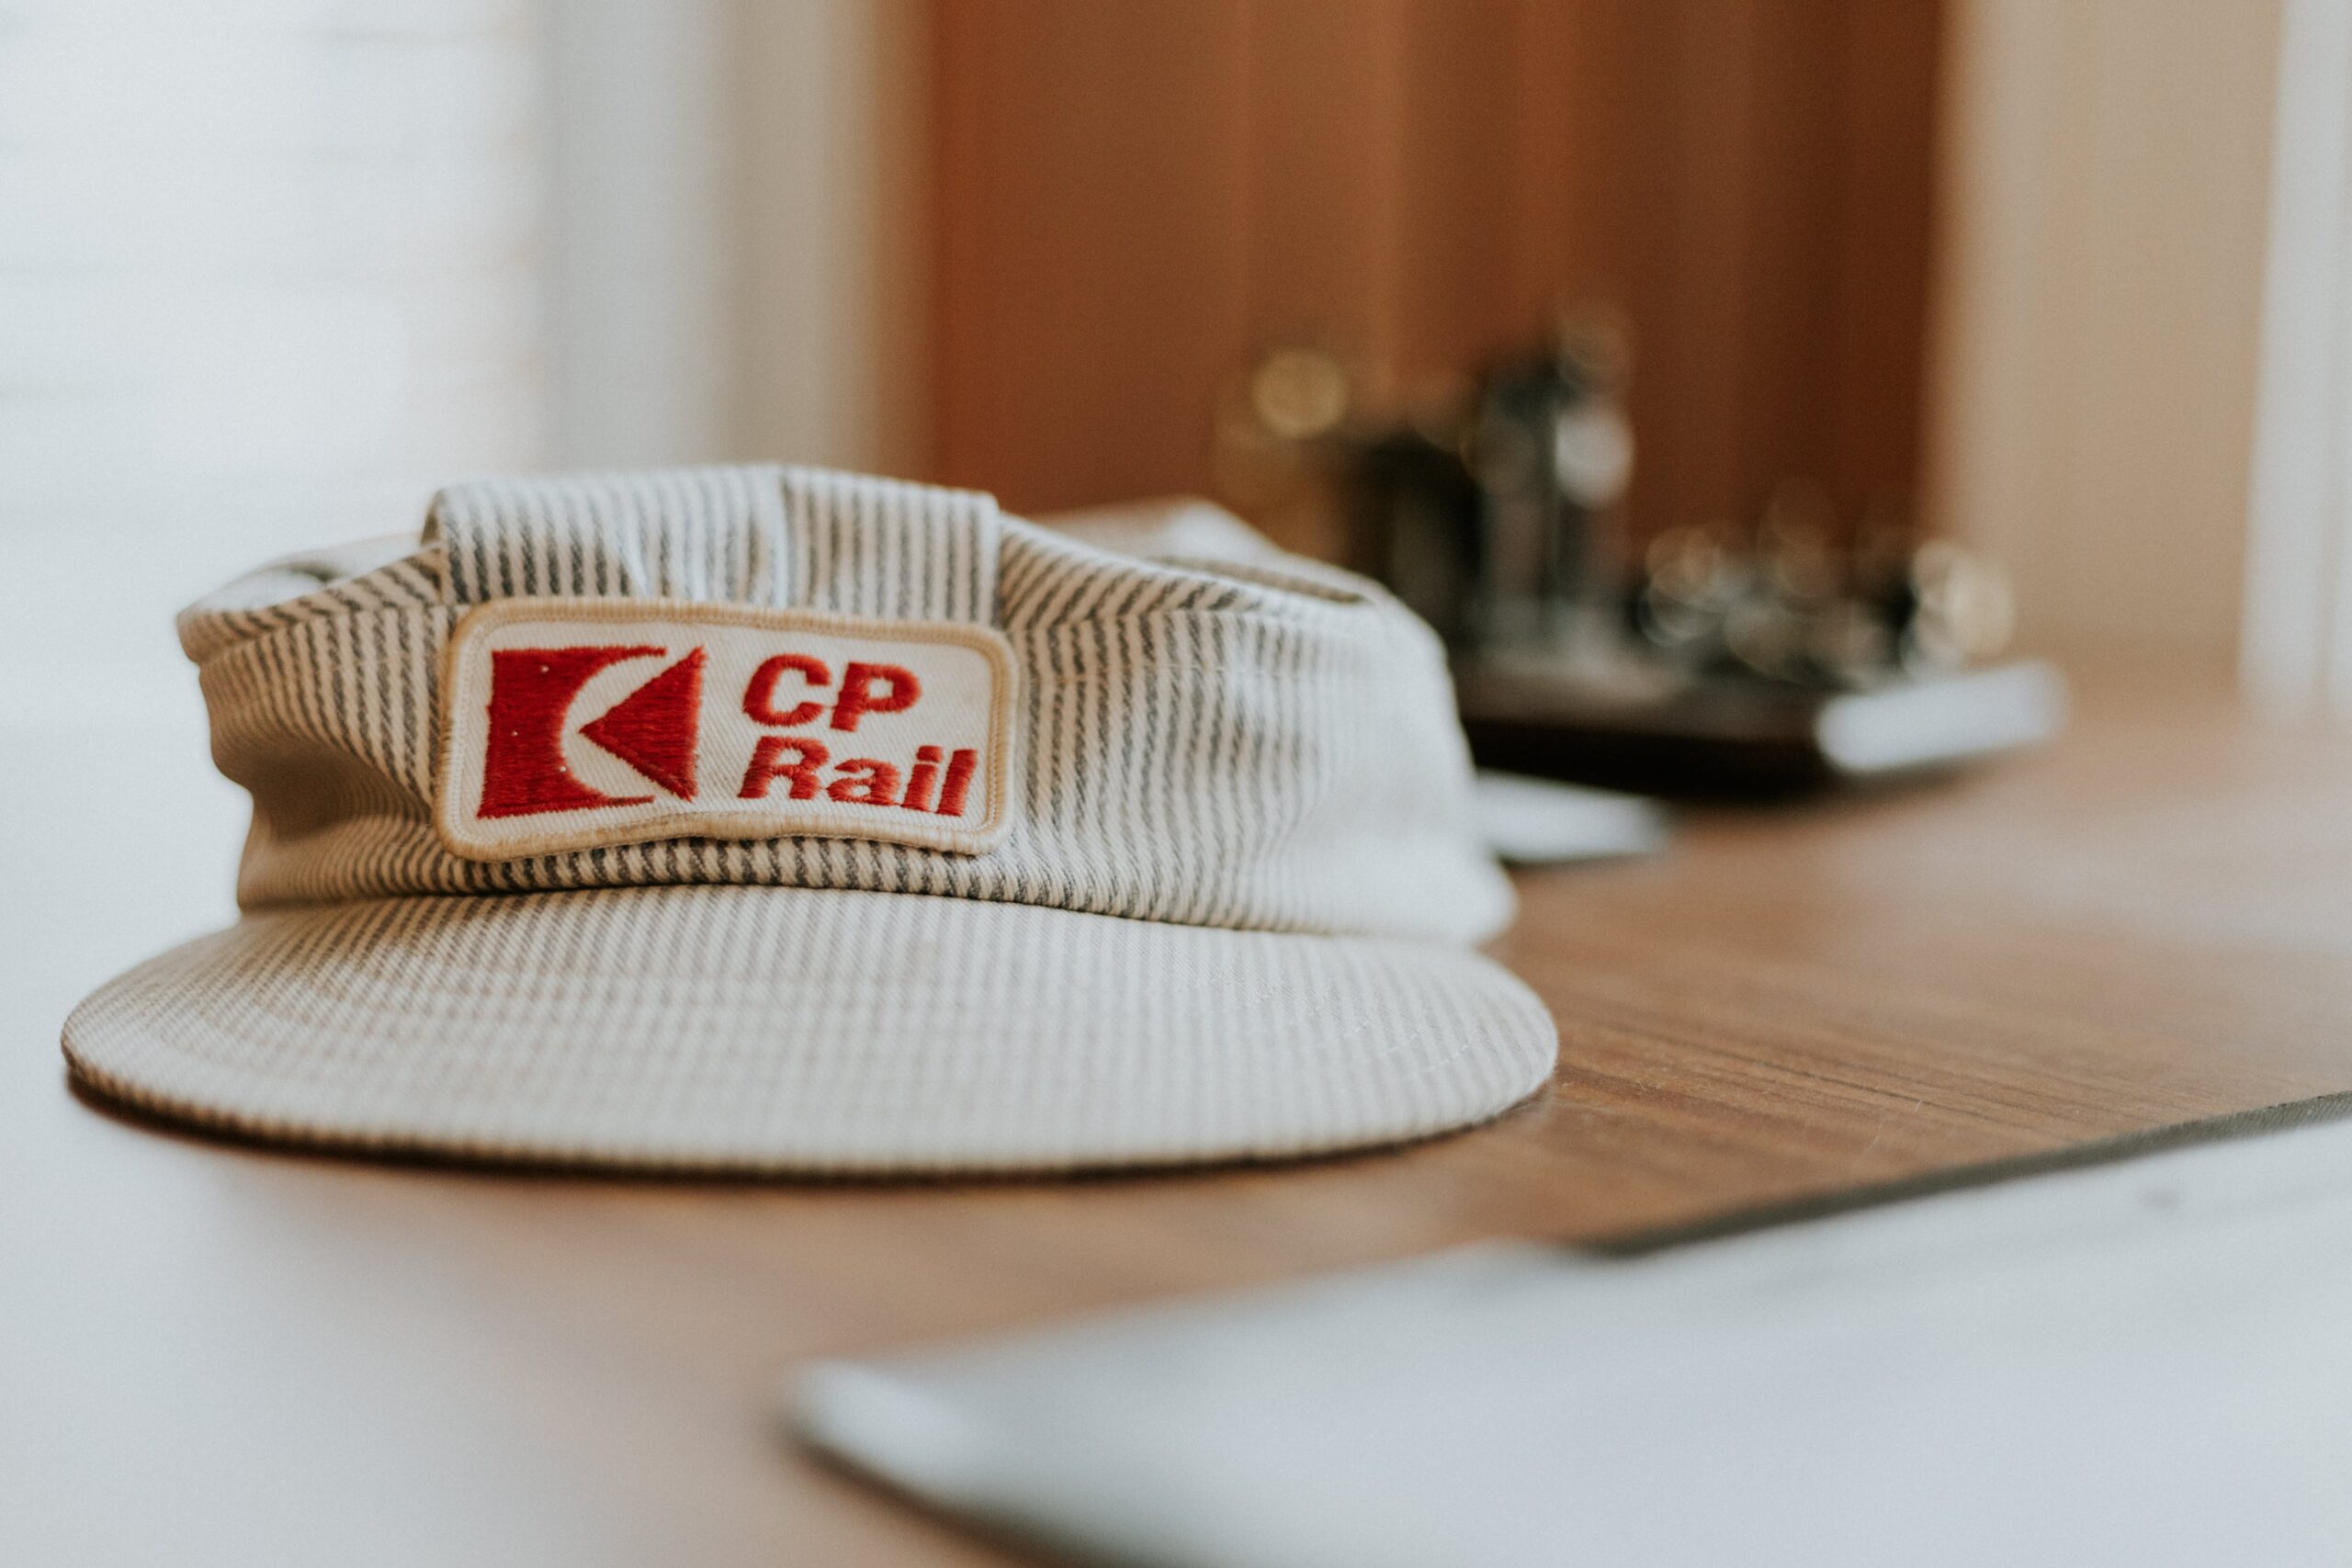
xmin=922 ymin=0 xmax=1942 ymax=549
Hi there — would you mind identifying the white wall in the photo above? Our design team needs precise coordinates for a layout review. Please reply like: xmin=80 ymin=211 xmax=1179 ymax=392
xmin=2242 ymin=0 xmax=2352 ymax=718
xmin=544 ymin=0 xmax=736 ymax=466
xmin=543 ymin=0 xmax=930 ymax=477
xmin=729 ymin=0 xmax=931 ymax=478
xmin=1925 ymin=0 xmax=2283 ymax=675
xmin=0 ymin=0 xmax=550 ymax=713
xmin=0 ymin=1 xmax=930 ymax=718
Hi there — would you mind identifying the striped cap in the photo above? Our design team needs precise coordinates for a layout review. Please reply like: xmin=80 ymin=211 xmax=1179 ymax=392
xmin=62 ymin=467 xmax=1555 ymax=1172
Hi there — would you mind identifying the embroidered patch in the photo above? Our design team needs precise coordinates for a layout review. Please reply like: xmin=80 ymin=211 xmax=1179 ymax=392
xmin=436 ymin=599 xmax=1019 ymax=862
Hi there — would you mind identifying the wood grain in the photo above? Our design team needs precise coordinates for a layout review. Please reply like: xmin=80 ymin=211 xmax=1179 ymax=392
xmin=924 ymin=0 xmax=1945 ymax=545
xmin=14 ymin=670 xmax=2352 ymax=1566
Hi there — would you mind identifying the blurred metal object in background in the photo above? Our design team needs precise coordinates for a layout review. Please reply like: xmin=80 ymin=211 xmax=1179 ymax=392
xmin=1629 ymin=482 xmax=2019 ymax=688
xmin=1219 ymin=310 xmax=2064 ymax=796
xmin=1462 ymin=301 xmax=1638 ymax=649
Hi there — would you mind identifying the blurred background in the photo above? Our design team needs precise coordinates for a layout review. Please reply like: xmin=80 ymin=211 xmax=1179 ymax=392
xmin=3 ymin=0 xmax=2337 ymax=719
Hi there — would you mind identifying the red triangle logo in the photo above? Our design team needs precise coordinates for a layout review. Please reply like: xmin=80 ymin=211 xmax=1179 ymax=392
xmin=579 ymin=648 xmax=703 ymax=798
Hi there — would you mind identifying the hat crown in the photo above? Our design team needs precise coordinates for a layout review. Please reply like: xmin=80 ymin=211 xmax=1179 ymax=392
xmin=424 ymin=465 xmax=1002 ymax=622
xmin=179 ymin=465 xmax=1512 ymax=944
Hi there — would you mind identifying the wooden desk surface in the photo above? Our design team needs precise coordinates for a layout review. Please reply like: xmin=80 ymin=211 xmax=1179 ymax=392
xmin=11 ymin=671 xmax=2352 ymax=1566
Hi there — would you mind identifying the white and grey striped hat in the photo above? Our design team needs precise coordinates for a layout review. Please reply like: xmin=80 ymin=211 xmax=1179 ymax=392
xmin=62 ymin=467 xmax=1556 ymax=1172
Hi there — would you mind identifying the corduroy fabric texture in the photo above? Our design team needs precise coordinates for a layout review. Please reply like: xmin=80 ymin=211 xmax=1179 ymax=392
xmin=63 ymin=466 xmax=1556 ymax=1172
xmin=65 ymin=886 xmax=1554 ymax=1170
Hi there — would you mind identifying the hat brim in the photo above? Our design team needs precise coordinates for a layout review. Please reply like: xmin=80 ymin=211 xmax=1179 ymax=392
xmin=62 ymin=886 xmax=1556 ymax=1174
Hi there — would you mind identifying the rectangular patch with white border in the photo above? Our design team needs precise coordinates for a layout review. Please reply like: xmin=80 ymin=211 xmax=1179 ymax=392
xmin=436 ymin=599 xmax=1018 ymax=862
